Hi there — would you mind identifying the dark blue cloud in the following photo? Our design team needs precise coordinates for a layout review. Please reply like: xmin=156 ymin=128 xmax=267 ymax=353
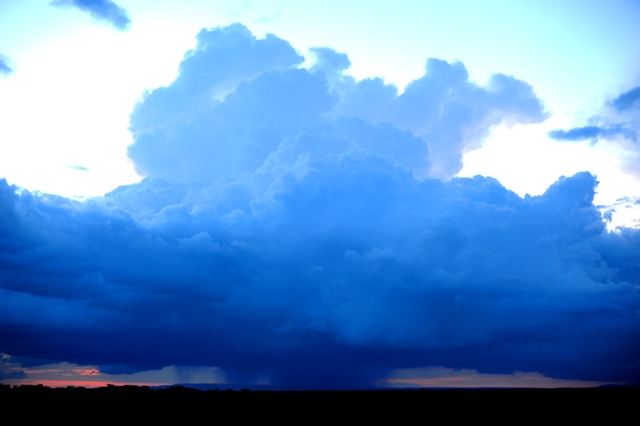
xmin=0 ymin=54 xmax=14 ymax=77
xmin=611 ymin=86 xmax=640 ymax=112
xmin=548 ymin=125 xmax=606 ymax=141
xmin=1 ymin=24 xmax=639 ymax=389
xmin=2 ymin=165 xmax=639 ymax=387
xmin=50 ymin=0 xmax=131 ymax=31
xmin=548 ymin=124 xmax=637 ymax=143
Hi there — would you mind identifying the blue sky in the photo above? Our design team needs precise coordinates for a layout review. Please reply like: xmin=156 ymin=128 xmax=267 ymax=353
xmin=0 ymin=0 xmax=639 ymax=389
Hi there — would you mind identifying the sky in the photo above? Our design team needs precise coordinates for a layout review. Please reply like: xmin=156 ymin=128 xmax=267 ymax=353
xmin=0 ymin=0 xmax=639 ymax=389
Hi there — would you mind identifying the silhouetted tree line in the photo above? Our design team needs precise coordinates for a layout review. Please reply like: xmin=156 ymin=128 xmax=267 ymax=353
xmin=2 ymin=383 xmax=637 ymax=420
xmin=0 ymin=383 xmax=252 ymax=397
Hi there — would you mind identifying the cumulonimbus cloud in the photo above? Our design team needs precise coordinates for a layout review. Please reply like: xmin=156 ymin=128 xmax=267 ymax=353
xmin=1 ymin=24 xmax=639 ymax=389
xmin=50 ymin=0 xmax=131 ymax=31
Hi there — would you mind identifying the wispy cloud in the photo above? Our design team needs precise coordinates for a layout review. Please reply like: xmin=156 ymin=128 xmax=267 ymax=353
xmin=611 ymin=86 xmax=640 ymax=112
xmin=548 ymin=84 xmax=640 ymax=181
xmin=66 ymin=165 xmax=90 ymax=171
xmin=256 ymin=11 xmax=281 ymax=24
xmin=50 ymin=0 xmax=131 ymax=31
xmin=548 ymin=124 xmax=636 ymax=143
xmin=0 ymin=54 xmax=14 ymax=77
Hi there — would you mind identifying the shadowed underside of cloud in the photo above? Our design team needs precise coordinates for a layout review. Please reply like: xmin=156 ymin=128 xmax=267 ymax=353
xmin=50 ymin=0 xmax=131 ymax=31
xmin=0 ymin=54 xmax=14 ymax=76
xmin=1 ymin=24 xmax=639 ymax=389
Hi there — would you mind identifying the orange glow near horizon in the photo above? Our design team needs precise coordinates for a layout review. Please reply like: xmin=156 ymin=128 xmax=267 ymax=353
xmin=1 ymin=357 xmax=230 ymax=388
xmin=377 ymin=368 xmax=615 ymax=389
xmin=1 ymin=355 xmax=617 ymax=390
xmin=9 ymin=379 xmax=172 ymax=388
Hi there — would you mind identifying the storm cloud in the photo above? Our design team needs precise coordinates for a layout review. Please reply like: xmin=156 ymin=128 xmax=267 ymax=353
xmin=50 ymin=0 xmax=131 ymax=31
xmin=1 ymin=24 xmax=639 ymax=389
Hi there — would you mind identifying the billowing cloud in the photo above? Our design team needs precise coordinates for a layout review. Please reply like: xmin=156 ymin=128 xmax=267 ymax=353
xmin=127 ymin=24 xmax=311 ymax=183
xmin=128 ymin=26 xmax=546 ymax=184
xmin=1 ymin=24 xmax=639 ymax=389
xmin=390 ymin=61 xmax=548 ymax=179
xmin=50 ymin=0 xmax=131 ymax=31
xmin=0 ymin=54 xmax=14 ymax=77
xmin=327 ymin=57 xmax=548 ymax=179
